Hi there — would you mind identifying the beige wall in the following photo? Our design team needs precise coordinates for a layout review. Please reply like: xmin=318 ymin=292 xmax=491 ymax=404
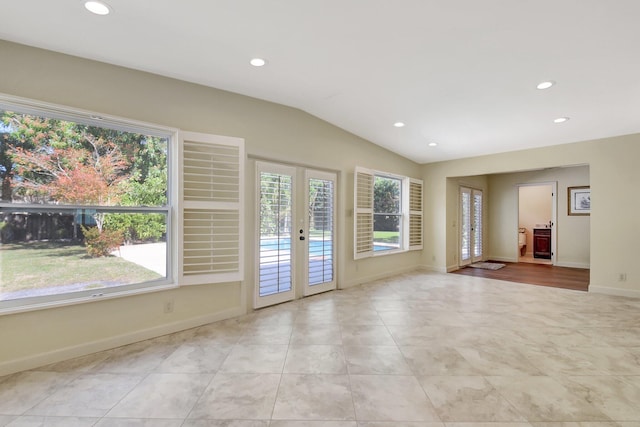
xmin=0 ymin=41 xmax=421 ymax=374
xmin=422 ymin=138 xmax=638 ymax=297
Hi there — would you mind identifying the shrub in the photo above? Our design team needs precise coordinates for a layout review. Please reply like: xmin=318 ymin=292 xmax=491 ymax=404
xmin=81 ymin=226 xmax=124 ymax=257
xmin=103 ymin=212 xmax=165 ymax=243
xmin=0 ymin=221 xmax=12 ymax=243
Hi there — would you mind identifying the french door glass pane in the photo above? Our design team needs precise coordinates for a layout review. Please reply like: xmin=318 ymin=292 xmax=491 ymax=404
xmin=473 ymin=192 xmax=483 ymax=258
xmin=461 ymin=191 xmax=471 ymax=261
xmin=258 ymin=172 xmax=292 ymax=297
xmin=308 ymin=178 xmax=333 ymax=286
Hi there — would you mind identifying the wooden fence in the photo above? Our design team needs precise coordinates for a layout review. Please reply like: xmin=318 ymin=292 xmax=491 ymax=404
xmin=0 ymin=212 xmax=81 ymax=243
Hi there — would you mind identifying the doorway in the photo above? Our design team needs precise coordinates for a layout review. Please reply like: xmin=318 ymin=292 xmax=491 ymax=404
xmin=517 ymin=183 xmax=556 ymax=265
xmin=255 ymin=161 xmax=337 ymax=309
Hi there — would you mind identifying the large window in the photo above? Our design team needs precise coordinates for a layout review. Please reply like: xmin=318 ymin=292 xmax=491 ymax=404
xmin=0 ymin=100 xmax=172 ymax=309
xmin=354 ymin=166 xmax=422 ymax=259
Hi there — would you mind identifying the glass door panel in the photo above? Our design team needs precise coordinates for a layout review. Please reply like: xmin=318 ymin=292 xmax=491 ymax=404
xmin=255 ymin=162 xmax=295 ymax=308
xmin=304 ymin=170 xmax=336 ymax=296
xmin=472 ymin=189 xmax=483 ymax=262
xmin=460 ymin=187 xmax=472 ymax=265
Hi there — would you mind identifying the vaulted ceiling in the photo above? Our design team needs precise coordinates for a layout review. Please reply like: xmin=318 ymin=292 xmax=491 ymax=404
xmin=2 ymin=0 xmax=639 ymax=163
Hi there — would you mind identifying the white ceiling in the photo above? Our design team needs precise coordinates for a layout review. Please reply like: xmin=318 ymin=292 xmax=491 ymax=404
xmin=2 ymin=0 xmax=640 ymax=164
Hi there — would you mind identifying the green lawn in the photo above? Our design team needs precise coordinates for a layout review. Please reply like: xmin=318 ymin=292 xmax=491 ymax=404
xmin=0 ymin=242 xmax=162 ymax=295
xmin=373 ymin=231 xmax=400 ymax=243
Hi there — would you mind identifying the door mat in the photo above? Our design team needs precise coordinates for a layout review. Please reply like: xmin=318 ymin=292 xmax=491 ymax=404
xmin=469 ymin=262 xmax=506 ymax=270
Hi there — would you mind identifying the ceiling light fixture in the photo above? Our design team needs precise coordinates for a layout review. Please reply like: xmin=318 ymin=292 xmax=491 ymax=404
xmin=393 ymin=122 xmax=405 ymax=128
xmin=553 ymin=117 xmax=569 ymax=123
xmin=250 ymin=58 xmax=266 ymax=67
xmin=84 ymin=1 xmax=111 ymax=15
xmin=536 ymin=80 xmax=555 ymax=90
xmin=428 ymin=142 xmax=438 ymax=147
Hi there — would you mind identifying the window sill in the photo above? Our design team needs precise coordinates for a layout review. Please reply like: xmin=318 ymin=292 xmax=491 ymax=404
xmin=372 ymin=248 xmax=407 ymax=257
xmin=0 ymin=282 xmax=179 ymax=317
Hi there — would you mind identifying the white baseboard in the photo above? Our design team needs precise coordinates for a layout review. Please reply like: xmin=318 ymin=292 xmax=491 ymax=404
xmin=416 ymin=264 xmax=447 ymax=273
xmin=588 ymin=285 xmax=640 ymax=299
xmin=0 ymin=306 xmax=244 ymax=377
xmin=341 ymin=265 xmax=422 ymax=289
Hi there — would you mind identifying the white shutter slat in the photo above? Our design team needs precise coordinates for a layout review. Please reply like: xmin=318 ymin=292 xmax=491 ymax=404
xmin=409 ymin=178 xmax=423 ymax=250
xmin=354 ymin=167 xmax=374 ymax=259
xmin=179 ymin=131 xmax=244 ymax=285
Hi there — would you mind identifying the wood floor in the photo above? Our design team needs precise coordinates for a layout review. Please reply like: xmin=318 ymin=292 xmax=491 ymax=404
xmin=451 ymin=261 xmax=590 ymax=291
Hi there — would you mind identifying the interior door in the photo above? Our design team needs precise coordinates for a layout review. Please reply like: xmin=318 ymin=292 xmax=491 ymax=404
xmin=303 ymin=170 xmax=337 ymax=296
xmin=460 ymin=186 xmax=483 ymax=266
xmin=255 ymin=162 xmax=296 ymax=308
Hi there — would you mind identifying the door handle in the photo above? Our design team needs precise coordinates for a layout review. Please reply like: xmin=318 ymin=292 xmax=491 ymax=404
xmin=299 ymin=236 xmax=305 ymax=241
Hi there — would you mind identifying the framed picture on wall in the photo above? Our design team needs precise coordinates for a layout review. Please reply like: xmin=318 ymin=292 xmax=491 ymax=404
xmin=568 ymin=186 xmax=590 ymax=216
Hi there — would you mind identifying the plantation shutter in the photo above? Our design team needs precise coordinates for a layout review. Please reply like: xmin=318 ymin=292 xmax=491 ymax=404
xmin=354 ymin=166 xmax=374 ymax=259
xmin=409 ymin=178 xmax=423 ymax=250
xmin=179 ymin=131 xmax=244 ymax=285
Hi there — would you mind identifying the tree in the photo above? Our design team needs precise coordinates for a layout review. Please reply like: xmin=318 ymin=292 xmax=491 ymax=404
xmin=103 ymin=136 xmax=168 ymax=242
xmin=374 ymin=177 xmax=400 ymax=231
xmin=0 ymin=130 xmax=20 ymax=201
xmin=1 ymin=112 xmax=50 ymax=202
xmin=12 ymin=138 xmax=127 ymax=200
xmin=308 ymin=179 xmax=333 ymax=234
xmin=3 ymin=112 xmax=129 ymax=208
xmin=10 ymin=130 xmax=129 ymax=231
xmin=1 ymin=110 xmax=168 ymax=245
xmin=259 ymin=173 xmax=292 ymax=236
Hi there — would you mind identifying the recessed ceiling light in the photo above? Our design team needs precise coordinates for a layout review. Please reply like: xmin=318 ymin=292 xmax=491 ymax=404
xmin=250 ymin=58 xmax=266 ymax=67
xmin=553 ymin=117 xmax=569 ymax=123
xmin=84 ymin=1 xmax=111 ymax=15
xmin=536 ymin=80 xmax=555 ymax=90
xmin=393 ymin=122 xmax=405 ymax=128
xmin=428 ymin=142 xmax=438 ymax=147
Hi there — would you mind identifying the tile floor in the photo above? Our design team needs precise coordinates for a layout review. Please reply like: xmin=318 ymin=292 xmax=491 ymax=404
xmin=1 ymin=271 xmax=640 ymax=426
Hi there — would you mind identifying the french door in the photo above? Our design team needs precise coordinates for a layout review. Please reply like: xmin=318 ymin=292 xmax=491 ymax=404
xmin=460 ymin=186 xmax=483 ymax=266
xmin=255 ymin=162 xmax=336 ymax=308
xmin=304 ymin=170 xmax=336 ymax=296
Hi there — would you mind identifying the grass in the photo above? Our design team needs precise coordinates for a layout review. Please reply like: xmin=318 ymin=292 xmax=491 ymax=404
xmin=0 ymin=241 xmax=162 ymax=295
xmin=374 ymin=231 xmax=400 ymax=243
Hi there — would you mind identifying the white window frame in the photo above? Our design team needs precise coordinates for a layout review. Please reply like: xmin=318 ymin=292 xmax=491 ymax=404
xmin=353 ymin=166 xmax=423 ymax=259
xmin=0 ymin=93 xmax=244 ymax=314
xmin=0 ymin=94 xmax=178 ymax=313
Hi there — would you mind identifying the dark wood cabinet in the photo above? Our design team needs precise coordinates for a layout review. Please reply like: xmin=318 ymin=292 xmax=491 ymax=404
xmin=533 ymin=228 xmax=551 ymax=259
